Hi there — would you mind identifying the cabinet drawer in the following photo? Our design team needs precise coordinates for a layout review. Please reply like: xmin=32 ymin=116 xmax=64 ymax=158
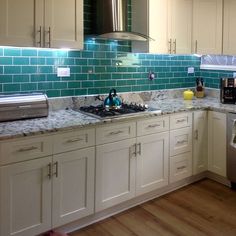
xmin=170 ymin=112 xmax=192 ymax=130
xmin=169 ymin=152 xmax=192 ymax=183
xmin=96 ymin=122 xmax=136 ymax=145
xmin=137 ymin=116 xmax=169 ymax=136
xmin=0 ymin=136 xmax=53 ymax=165
xmin=53 ymin=128 xmax=95 ymax=154
xmin=170 ymin=127 xmax=192 ymax=156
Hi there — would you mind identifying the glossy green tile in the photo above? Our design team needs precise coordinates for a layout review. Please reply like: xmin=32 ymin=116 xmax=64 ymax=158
xmin=46 ymin=90 xmax=61 ymax=97
xmin=4 ymin=48 xmax=21 ymax=56
xmin=53 ymin=82 xmax=67 ymax=89
xmin=0 ymin=75 xmax=12 ymax=83
xmin=22 ymin=66 xmax=37 ymax=74
xmin=0 ymin=57 xmax=12 ymax=65
xmin=31 ymin=74 xmax=46 ymax=82
xmin=0 ymin=48 xmax=3 ymax=56
xmin=22 ymin=49 xmax=37 ymax=56
xmin=13 ymin=75 xmax=30 ymax=83
xmin=74 ymin=88 xmax=87 ymax=95
xmin=21 ymin=83 xmax=37 ymax=91
xmin=4 ymin=66 xmax=21 ymax=74
xmin=68 ymin=81 xmax=80 ymax=88
xmin=38 ymin=82 xmax=53 ymax=90
xmin=13 ymin=57 xmax=30 ymax=65
xmin=61 ymin=89 xmax=75 ymax=96
xmin=30 ymin=58 xmax=45 ymax=65
xmin=3 ymin=84 xmax=21 ymax=92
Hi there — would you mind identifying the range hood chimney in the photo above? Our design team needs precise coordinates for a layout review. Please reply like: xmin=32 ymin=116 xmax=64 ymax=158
xmin=93 ymin=0 xmax=150 ymax=41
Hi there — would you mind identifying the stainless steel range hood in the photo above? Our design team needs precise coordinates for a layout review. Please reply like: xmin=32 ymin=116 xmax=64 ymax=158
xmin=94 ymin=0 xmax=150 ymax=41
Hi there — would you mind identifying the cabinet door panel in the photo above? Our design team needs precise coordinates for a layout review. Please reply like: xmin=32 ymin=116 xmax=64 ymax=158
xmin=208 ymin=111 xmax=226 ymax=177
xmin=136 ymin=132 xmax=169 ymax=196
xmin=44 ymin=0 xmax=83 ymax=49
xmin=193 ymin=0 xmax=223 ymax=54
xmin=0 ymin=157 xmax=51 ymax=236
xmin=95 ymin=139 xmax=136 ymax=212
xmin=52 ymin=147 xmax=95 ymax=227
xmin=223 ymin=0 xmax=236 ymax=55
xmin=0 ymin=0 xmax=43 ymax=47
xmin=193 ymin=111 xmax=208 ymax=174
xmin=169 ymin=0 xmax=193 ymax=54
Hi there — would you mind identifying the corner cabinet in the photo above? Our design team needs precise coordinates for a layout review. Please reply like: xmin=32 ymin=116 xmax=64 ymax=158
xmin=0 ymin=0 xmax=83 ymax=49
xmin=193 ymin=111 xmax=208 ymax=175
xmin=208 ymin=111 xmax=227 ymax=177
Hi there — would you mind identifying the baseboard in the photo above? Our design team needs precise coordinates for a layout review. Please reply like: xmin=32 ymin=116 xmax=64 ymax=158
xmin=206 ymin=171 xmax=231 ymax=187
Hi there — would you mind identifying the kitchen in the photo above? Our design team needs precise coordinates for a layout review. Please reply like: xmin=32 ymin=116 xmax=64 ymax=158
xmin=0 ymin=0 xmax=236 ymax=235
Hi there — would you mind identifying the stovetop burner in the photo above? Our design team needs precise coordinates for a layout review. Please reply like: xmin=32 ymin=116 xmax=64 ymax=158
xmin=78 ymin=103 xmax=149 ymax=118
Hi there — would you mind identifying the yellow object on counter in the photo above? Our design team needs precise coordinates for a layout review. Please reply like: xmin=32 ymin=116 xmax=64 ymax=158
xmin=183 ymin=89 xmax=194 ymax=100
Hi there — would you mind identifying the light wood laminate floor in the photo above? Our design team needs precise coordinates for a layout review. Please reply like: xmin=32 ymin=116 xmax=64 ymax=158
xmin=69 ymin=179 xmax=236 ymax=236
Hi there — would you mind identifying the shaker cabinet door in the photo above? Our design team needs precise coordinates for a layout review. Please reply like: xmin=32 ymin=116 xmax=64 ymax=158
xmin=52 ymin=147 xmax=95 ymax=227
xmin=193 ymin=0 xmax=223 ymax=54
xmin=44 ymin=0 xmax=83 ymax=49
xmin=0 ymin=157 xmax=52 ymax=236
xmin=0 ymin=0 xmax=44 ymax=47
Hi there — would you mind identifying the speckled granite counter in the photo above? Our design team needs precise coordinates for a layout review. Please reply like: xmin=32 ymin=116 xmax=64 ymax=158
xmin=0 ymin=95 xmax=236 ymax=141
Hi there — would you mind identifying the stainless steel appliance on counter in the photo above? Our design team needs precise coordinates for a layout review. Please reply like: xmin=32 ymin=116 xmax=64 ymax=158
xmin=220 ymin=78 xmax=236 ymax=104
xmin=0 ymin=93 xmax=49 ymax=122
xmin=227 ymin=112 xmax=236 ymax=189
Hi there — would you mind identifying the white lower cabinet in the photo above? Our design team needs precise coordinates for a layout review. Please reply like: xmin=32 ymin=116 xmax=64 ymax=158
xmin=170 ymin=152 xmax=192 ymax=183
xmin=169 ymin=112 xmax=193 ymax=183
xmin=52 ymin=147 xmax=95 ymax=227
xmin=0 ymin=157 xmax=52 ymax=236
xmin=95 ymin=118 xmax=170 ymax=212
xmin=193 ymin=111 xmax=208 ymax=174
xmin=95 ymin=139 xmax=136 ymax=212
xmin=208 ymin=111 xmax=227 ymax=177
xmin=136 ymin=132 xmax=169 ymax=195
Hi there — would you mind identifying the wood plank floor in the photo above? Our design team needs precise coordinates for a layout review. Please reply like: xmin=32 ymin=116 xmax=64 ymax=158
xmin=69 ymin=179 xmax=236 ymax=236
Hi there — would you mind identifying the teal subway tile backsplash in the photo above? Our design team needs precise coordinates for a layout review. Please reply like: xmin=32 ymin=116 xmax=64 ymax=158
xmin=0 ymin=43 xmax=204 ymax=97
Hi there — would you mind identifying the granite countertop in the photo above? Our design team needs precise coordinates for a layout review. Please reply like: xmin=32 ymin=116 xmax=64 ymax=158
xmin=0 ymin=96 xmax=236 ymax=141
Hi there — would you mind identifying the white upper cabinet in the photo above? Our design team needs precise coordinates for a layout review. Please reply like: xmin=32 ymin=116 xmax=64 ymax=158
xmin=132 ymin=0 xmax=168 ymax=53
xmin=168 ymin=0 xmax=193 ymax=54
xmin=192 ymin=0 xmax=223 ymax=54
xmin=132 ymin=0 xmax=192 ymax=54
xmin=223 ymin=0 xmax=236 ymax=55
xmin=0 ymin=0 xmax=83 ymax=49
xmin=44 ymin=0 xmax=83 ymax=49
xmin=0 ymin=0 xmax=43 ymax=47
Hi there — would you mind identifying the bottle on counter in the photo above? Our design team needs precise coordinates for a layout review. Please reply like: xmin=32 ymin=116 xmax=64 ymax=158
xmin=195 ymin=78 xmax=205 ymax=98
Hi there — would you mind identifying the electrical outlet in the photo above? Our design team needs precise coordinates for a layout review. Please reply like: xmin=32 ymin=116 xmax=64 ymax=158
xmin=57 ymin=68 xmax=70 ymax=77
xmin=188 ymin=67 xmax=194 ymax=74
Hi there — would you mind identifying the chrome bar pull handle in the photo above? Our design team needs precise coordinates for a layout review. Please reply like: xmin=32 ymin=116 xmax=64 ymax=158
xmin=137 ymin=143 xmax=141 ymax=155
xmin=173 ymin=39 xmax=177 ymax=54
xmin=48 ymin=163 xmax=52 ymax=179
xmin=45 ymin=27 xmax=51 ymax=48
xmin=53 ymin=162 xmax=59 ymax=178
xmin=195 ymin=40 xmax=198 ymax=53
xmin=194 ymin=130 xmax=199 ymax=140
xmin=37 ymin=26 xmax=42 ymax=47
xmin=168 ymin=39 xmax=172 ymax=54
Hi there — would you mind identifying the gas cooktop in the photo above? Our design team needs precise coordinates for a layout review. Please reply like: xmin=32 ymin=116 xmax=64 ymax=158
xmin=77 ymin=103 xmax=161 ymax=119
